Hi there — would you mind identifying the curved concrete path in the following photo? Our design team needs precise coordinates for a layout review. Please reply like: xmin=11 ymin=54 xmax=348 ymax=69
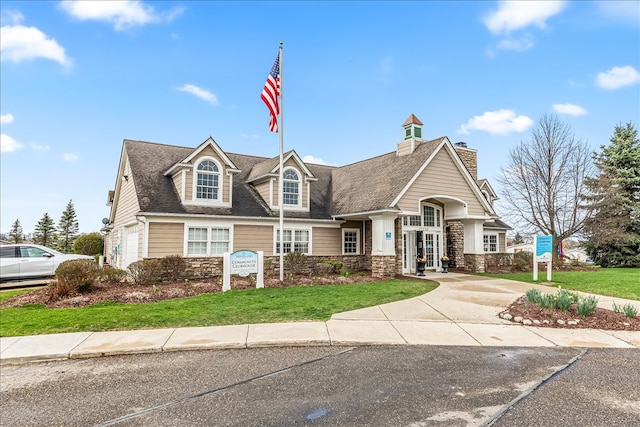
xmin=1 ymin=273 xmax=638 ymax=364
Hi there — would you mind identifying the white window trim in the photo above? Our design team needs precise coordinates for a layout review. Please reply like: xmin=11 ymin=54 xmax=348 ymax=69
xmin=484 ymin=233 xmax=498 ymax=253
xmin=184 ymin=223 xmax=233 ymax=257
xmin=273 ymin=226 xmax=312 ymax=255
xmin=342 ymin=228 xmax=361 ymax=255
xmin=282 ymin=166 xmax=303 ymax=209
xmin=190 ymin=156 xmax=224 ymax=206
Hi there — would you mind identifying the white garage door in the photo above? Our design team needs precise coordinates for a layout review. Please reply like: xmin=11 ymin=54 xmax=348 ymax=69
xmin=124 ymin=226 xmax=139 ymax=268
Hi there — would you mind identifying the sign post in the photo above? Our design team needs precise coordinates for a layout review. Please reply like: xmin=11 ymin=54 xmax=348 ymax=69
xmin=533 ymin=235 xmax=552 ymax=282
xmin=223 ymin=250 xmax=264 ymax=291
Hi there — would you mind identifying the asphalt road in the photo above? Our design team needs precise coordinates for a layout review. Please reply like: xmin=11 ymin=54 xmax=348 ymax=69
xmin=1 ymin=346 xmax=638 ymax=426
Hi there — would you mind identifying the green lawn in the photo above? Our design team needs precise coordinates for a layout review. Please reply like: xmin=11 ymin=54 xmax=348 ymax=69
xmin=0 ymin=279 xmax=438 ymax=337
xmin=482 ymin=268 xmax=640 ymax=301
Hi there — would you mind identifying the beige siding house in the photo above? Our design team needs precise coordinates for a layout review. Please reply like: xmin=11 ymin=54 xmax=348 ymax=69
xmin=104 ymin=115 xmax=510 ymax=277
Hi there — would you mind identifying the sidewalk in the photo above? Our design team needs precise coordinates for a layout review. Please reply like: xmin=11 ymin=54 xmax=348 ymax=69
xmin=2 ymin=273 xmax=639 ymax=364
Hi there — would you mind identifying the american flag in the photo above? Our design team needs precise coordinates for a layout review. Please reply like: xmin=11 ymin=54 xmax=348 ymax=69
xmin=261 ymin=54 xmax=280 ymax=132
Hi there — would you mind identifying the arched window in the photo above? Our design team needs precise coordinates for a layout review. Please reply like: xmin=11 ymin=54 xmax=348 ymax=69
xmin=282 ymin=168 xmax=299 ymax=205
xmin=196 ymin=159 xmax=219 ymax=200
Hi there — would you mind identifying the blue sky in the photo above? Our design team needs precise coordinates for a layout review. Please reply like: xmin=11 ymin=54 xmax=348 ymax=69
xmin=1 ymin=0 xmax=639 ymax=235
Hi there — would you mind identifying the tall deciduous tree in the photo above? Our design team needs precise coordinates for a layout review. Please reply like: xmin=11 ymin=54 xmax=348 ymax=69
xmin=497 ymin=114 xmax=594 ymax=262
xmin=33 ymin=213 xmax=57 ymax=248
xmin=8 ymin=219 xmax=24 ymax=243
xmin=57 ymin=200 xmax=80 ymax=253
xmin=582 ymin=123 xmax=640 ymax=267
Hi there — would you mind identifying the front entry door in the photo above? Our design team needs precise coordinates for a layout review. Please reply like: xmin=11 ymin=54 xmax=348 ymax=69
xmin=403 ymin=232 xmax=417 ymax=274
xmin=416 ymin=231 xmax=441 ymax=270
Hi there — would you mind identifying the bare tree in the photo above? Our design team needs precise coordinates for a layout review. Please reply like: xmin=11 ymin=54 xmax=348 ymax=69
xmin=497 ymin=114 xmax=594 ymax=261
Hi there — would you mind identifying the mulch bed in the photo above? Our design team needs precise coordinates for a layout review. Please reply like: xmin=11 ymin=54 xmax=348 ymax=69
xmin=1 ymin=273 xmax=382 ymax=309
xmin=500 ymin=296 xmax=640 ymax=331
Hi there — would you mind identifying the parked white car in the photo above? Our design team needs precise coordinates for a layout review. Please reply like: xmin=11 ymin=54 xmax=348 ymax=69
xmin=0 ymin=244 xmax=95 ymax=282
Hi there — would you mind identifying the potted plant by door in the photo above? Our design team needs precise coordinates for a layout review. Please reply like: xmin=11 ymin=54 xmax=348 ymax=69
xmin=416 ymin=257 xmax=427 ymax=276
xmin=440 ymin=256 xmax=450 ymax=273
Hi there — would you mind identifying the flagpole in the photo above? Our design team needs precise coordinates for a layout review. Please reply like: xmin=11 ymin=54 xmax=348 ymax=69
xmin=278 ymin=41 xmax=284 ymax=282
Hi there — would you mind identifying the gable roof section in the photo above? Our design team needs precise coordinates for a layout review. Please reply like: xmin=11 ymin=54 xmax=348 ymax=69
xmin=331 ymin=137 xmax=443 ymax=215
xmin=163 ymin=136 xmax=239 ymax=176
xmin=123 ymin=139 xmax=333 ymax=219
xmin=246 ymin=150 xmax=317 ymax=183
xmin=391 ymin=138 xmax=496 ymax=216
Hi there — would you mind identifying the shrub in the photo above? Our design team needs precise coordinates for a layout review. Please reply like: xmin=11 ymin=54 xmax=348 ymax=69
xmin=576 ymin=295 xmax=598 ymax=317
xmin=97 ymin=267 xmax=128 ymax=283
xmin=512 ymin=252 xmax=532 ymax=272
xmin=539 ymin=293 xmax=558 ymax=311
xmin=314 ymin=263 xmax=335 ymax=275
xmin=159 ymin=255 xmax=187 ymax=282
xmin=555 ymin=289 xmax=574 ymax=311
xmin=73 ymin=232 xmax=104 ymax=256
xmin=53 ymin=259 xmax=100 ymax=296
xmin=127 ymin=259 xmax=161 ymax=285
xmin=622 ymin=303 xmax=638 ymax=319
xmin=284 ymin=252 xmax=307 ymax=276
xmin=526 ymin=288 xmax=541 ymax=304
xmin=321 ymin=260 xmax=343 ymax=274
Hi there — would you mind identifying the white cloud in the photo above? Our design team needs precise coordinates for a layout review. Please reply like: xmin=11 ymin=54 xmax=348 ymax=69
xmin=63 ymin=153 xmax=78 ymax=162
xmin=31 ymin=144 xmax=50 ymax=151
xmin=553 ymin=103 xmax=588 ymax=117
xmin=302 ymin=155 xmax=333 ymax=166
xmin=483 ymin=1 xmax=567 ymax=34
xmin=495 ymin=35 xmax=534 ymax=52
xmin=0 ymin=22 xmax=71 ymax=66
xmin=0 ymin=9 xmax=24 ymax=25
xmin=177 ymin=84 xmax=219 ymax=105
xmin=596 ymin=66 xmax=640 ymax=90
xmin=0 ymin=113 xmax=15 ymax=124
xmin=59 ymin=1 xmax=184 ymax=31
xmin=1 ymin=134 xmax=23 ymax=152
xmin=458 ymin=110 xmax=534 ymax=135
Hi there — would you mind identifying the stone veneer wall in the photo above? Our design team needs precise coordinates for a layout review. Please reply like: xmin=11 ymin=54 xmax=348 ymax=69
xmin=453 ymin=147 xmax=477 ymax=181
xmin=180 ymin=255 xmax=368 ymax=280
xmin=395 ymin=218 xmax=403 ymax=276
xmin=463 ymin=253 xmax=485 ymax=273
xmin=446 ymin=220 xmax=465 ymax=268
xmin=371 ymin=255 xmax=397 ymax=278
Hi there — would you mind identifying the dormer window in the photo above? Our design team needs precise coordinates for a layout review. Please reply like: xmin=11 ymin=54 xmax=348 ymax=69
xmin=196 ymin=159 xmax=220 ymax=200
xmin=283 ymin=168 xmax=299 ymax=206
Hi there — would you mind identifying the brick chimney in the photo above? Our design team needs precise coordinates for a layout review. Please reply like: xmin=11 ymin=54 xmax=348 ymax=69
xmin=453 ymin=141 xmax=477 ymax=181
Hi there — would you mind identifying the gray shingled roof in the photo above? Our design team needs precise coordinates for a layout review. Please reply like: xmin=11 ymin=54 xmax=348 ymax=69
xmin=331 ymin=138 xmax=443 ymax=215
xmin=124 ymin=136 xmax=476 ymax=221
xmin=125 ymin=140 xmax=334 ymax=219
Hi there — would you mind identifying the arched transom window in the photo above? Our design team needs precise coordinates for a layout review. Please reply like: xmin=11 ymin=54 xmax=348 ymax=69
xmin=196 ymin=159 xmax=220 ymax=200
xmin=282 ymin=168 xmax=299 ymax=205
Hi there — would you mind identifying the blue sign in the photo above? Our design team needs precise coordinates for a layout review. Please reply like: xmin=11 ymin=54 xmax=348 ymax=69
xmin=230 ymin=250 xmax=258 ymax=276
xmin=536 ymin=235 xmax=553 ymax=261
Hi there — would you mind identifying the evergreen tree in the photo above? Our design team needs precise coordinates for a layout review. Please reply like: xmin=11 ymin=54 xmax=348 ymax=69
xmin=512 ymin=232 xmax=524 ymax=245
xmin=57 ymin=200 xmax=80 ymax=253
xmin=583 ymin=123 xmax=640 ymax=267
xmin=33 ymin=213 xmax=57 ymax=248
xmin=8 ymin=219 xmax=24 ymax=243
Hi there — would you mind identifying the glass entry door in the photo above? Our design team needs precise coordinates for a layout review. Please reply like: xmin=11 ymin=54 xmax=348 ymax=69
xmin=403 ymin=232 xmax=417 ymax=273
xmin=416 ymin=231 xmax=441 ymax=270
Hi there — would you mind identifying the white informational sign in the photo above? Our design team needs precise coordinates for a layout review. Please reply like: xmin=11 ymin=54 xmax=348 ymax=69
xmin=533 ymin=235 xmax=552 ymax=282
xmin=223 ymin=250 xmax=264 ymax=291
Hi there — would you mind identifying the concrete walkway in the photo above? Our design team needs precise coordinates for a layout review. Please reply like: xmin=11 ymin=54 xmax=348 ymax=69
xmin=1 ymin=273 xmax=639 ymax=364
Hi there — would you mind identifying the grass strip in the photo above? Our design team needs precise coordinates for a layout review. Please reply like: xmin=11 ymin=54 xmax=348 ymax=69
xmin=0 ymin=279 xmax=437 ymax=337
xmin=482 ymin=268 xmax=639 ymax=301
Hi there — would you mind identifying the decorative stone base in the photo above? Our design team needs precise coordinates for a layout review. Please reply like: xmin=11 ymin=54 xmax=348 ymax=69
xmin=371 ymin=255 xmax=397 ymax=278
xmin=463 ymin=253 xmax=485 ymax=273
